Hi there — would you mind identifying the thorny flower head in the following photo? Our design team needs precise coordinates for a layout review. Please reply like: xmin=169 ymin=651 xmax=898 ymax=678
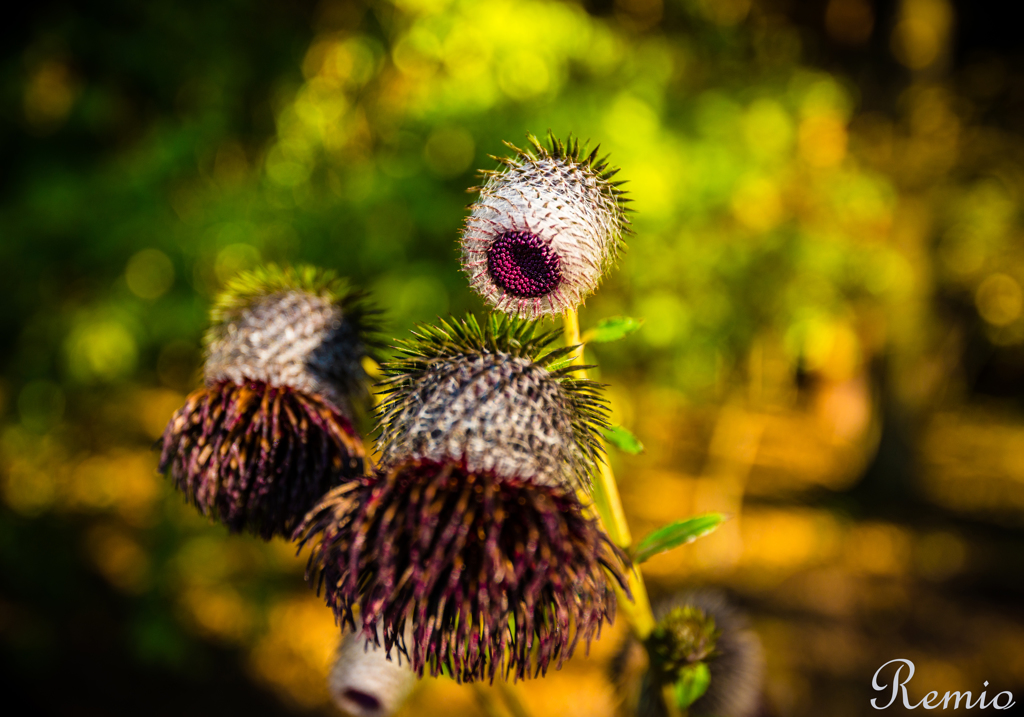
xmin=610 ymin=591 xmax=766 ymax=717
xmin=159 ymin=264 xmax=376 ymax=540
xmin=297 ymin=316 xmax=629 ymax=682
xmin=461 ymin=132 xmax=631 ymax=319
xmin=647 ymin=605 xmax=721 ymax=680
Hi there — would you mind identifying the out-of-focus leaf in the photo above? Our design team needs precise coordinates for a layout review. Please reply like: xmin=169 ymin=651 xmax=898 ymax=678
xmin=632 ymin=513 xmax=727 ymax=564
xmin=581 ymin=316 xmax=644 ymax=344
xmin=672 ymin=662 xmax=711 ymax=709
xmin=604 ymin=424 xmax=644 ymax=454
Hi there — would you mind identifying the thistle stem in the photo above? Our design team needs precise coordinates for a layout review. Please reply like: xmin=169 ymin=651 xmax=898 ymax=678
xmin=562 ymin=308 xmax=656 ymax=639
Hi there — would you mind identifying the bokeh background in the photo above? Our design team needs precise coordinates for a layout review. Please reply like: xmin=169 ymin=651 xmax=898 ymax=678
xmin=3 ymin=0 xmax=1024 ymax=715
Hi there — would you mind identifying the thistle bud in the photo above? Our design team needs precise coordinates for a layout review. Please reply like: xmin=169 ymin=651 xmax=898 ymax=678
xmin=461 ymin=133 xmax=630 ymax=319
xmin=610 ymin=591 xmax=766 ymax=717
xmin=330 ymin=628 xmax=417 ymax=717
xmin=159 ymin=265 xmax=375 ymax=540
xmin=298 ymin=316 xmax=629 ymax=683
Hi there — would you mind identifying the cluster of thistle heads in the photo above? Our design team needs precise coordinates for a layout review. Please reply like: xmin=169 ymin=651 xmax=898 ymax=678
xmin=158 ymin=133 xmax=762 ymax=715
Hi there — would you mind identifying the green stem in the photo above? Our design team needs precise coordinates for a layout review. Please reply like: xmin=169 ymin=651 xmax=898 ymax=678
xmin=562 ymin=308 xmax=655 ymax=639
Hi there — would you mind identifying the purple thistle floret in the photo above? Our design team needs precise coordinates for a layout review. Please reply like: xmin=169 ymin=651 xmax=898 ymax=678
xmin=486 ymin=231 xmax=562 ymax=299
xmin=298 ymin=458 xmax=630 ymax=683
xmin=160 ymin=380 xmax=366 ymax=540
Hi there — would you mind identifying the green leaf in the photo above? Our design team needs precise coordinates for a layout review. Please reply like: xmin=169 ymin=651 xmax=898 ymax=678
xmin=632 ymin=513 xmax=727 ymax=564
xmin=673 ymin=662 xmax=711 ymax=710
xmin=581 ymin=316 xmax=644 ymax=344
xmin=603 ymin=425 xmax=644 ymax=454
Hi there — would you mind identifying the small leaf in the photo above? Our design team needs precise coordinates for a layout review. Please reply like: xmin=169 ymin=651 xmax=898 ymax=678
xmin=632 ymin=513 xmax=727 ymax=564
xmin=603 ymin=425 xmax=644 ymax=455
xmin=673 ymin=662 xmax=711 ymax=710
xmin=581 ymin=316 xmax=644 ymax=344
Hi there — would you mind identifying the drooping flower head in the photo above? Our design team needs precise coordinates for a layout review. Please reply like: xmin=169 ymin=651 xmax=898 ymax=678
xmin=298 ymin=316 xmax=630 ymax=682
xmin=610 ymin=590 xmax=766 ymax=717
xmin=461 ymin=133 xmax=631 ymax=319
xmin=159 ymin=264 xmax=376 ymax=540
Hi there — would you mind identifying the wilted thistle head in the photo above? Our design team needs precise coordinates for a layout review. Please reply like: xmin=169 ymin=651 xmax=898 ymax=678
xmin=610 ymin=591 xmax=766 ymax=717
xmin=159 ymin=264 xmax=376 ymax=540
xmin=461 ymin=132 xmax=630 ymax=319
xmin=297 ymin=315 xmax=629 ymax=683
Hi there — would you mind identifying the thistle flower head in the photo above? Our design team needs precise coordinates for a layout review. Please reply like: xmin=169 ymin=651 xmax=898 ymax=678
xmin=610 ymin=590 xmax=766 ymax=717
xmin=298 ymin=458 xmax=630 ymax=683
xmin=461 ymin=132 xmax=630 ymax=319
xmin=159 ymin=264 xmax=375 ymax=540
xmin=329 ymin=627 xmax=417 ymax=717
xmin=376 ymin=315 xmax=608 ymax=490
xmin=647 ymin=605 xmax=721 ymax=680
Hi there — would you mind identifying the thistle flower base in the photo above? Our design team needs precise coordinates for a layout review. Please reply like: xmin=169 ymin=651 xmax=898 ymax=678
xmin=299 ymin=459 xmax=631 ymax=683
xmin=159 ymin=380 xmax=366 ymax=540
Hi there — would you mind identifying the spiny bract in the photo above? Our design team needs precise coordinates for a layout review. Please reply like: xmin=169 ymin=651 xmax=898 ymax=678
xmin=376 ymin=314 xmax=608 ymax=490
xmin=461 ymin=132 xmax=631 ymax=319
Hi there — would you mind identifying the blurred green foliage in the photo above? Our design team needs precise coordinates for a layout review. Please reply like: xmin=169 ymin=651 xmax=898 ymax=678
xmin=1 ymin=0 xmax=909 ymax=401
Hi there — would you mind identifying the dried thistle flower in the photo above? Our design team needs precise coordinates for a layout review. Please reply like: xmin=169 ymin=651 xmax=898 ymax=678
xmin=159 ymin=264 xmax=375 ymax=540
xmin=461 ymin=132 xmax=631 ymax=319
xmin=299 ymin=459 xmax=629 ymax=683
xmin=297 ymin=316 xmax=629 ymax=682
xmin=330 ymin=627 xmax=417 ymax=717
xmin=610 ymin=590 xmax=766 ymax=717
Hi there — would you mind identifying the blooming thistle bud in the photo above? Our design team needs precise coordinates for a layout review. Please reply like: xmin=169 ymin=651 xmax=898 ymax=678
xmin=610 ymin=591 xmax=766 ymax=717
xmin=461 ymin=132 xmax=631 ymax=319
xmin=329 ymin=628 xmax=417 ymax=717
xmin=297 ymin=315 xmax=630 ymax=683
xmin=159 ymin=265 xmax=376 ymax=540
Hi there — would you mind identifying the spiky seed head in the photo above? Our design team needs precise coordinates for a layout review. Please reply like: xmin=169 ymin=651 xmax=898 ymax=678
xmin=610 ymin=591 xmax=766 ymax=717
xmin=647 ymin=606 xmax=721 ymax=679
xmin=159 ymin=381 xmax=366 ymax=540
xmin=297 ymin=458 xmax=631 ymax=684
xmin=204 ymin=264 xmax=376 ymax=415
xmin=329 ymin=627 xmax=417 ymax=717
xmin=461 ymin=132 xmax=630 ymax=319
xmin=376 ymin=315 xmax=608 ymax=490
